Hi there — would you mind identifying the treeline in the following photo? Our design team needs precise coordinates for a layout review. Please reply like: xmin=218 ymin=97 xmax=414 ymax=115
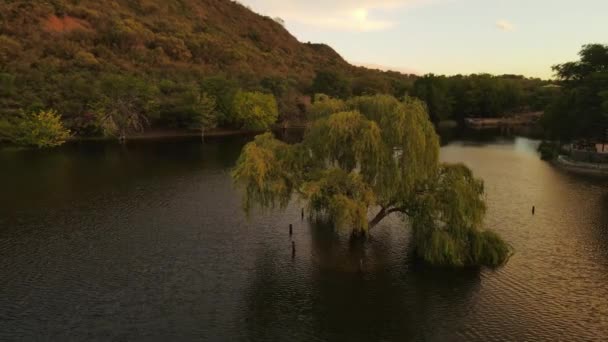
xmin=303 ymin=70 xmax=556 ymax=124
xmin=409 ymin=74 xmax=556 ymax=123
xmin=0 ymin=71 xmax=282 ymax=136
xmin=541 ymin=44 xmax=608 ymax=141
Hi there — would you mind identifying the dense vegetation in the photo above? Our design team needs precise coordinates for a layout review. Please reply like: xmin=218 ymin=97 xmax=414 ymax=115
xmin=0 ymin=109 xmax=71 ymax=148
xmin=541 ymin=44 xmax=608 ymax=141
xmin=233 ymin=94 xmax=512 ymax=267
xmin=411 ymin=74 xmax=555 ymax=123
xmin=0 ymin=0 xmax=416 ymax=139
xmin=0 ymin=0 xmax=552 ymax=144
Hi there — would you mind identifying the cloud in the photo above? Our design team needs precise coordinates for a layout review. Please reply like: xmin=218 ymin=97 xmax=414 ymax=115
xmin=240 ymin=0 xmax=435 ymax=32
xmin=496 ymin=19 xmax=514 ymax=32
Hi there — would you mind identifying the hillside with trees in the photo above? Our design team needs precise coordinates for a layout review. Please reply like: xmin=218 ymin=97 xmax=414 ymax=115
xmin=0 ymin=0 xmax=416 ymax=139
xmin=0 ymin=0 xmax=558 ymax=144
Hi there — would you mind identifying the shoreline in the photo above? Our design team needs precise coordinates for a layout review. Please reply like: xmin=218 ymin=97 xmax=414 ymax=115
xmin=67 ymin=128 xmax=282 ymax=142
xmin=553 ymin=155 xmax=608 ymax=176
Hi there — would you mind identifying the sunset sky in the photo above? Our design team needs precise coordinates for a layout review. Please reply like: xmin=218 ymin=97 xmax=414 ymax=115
xmin=239 ymin=0 xmax=608 ymax=79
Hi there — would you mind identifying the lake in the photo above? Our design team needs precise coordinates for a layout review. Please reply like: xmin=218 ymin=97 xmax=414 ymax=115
xmin=1 ymin=131 xmax=607 ymax=341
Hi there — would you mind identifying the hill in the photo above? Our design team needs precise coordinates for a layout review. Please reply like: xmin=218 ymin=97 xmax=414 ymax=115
xmin=0 ymin=0 xmax=415 ymax=135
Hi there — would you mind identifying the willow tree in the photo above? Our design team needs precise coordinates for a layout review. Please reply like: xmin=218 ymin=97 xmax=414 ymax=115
xmin=233 ymin=94 xmax=512 ymax=267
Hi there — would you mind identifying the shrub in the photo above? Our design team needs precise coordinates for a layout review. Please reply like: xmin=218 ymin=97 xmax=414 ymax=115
xmin=0 ymin=109 xmax=71 ymax=148
xmin=232 ymin=91 xmax=278 ymax=130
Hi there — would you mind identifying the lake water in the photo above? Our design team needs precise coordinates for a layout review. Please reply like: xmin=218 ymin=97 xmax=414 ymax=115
xmin=1 ymin=131 xmax=607 ymax=341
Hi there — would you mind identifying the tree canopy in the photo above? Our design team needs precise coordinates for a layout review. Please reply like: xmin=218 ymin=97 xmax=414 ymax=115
xmin=541 ymin=44 xmax=608 ymax=140
xmin=312 ymin=70 xmax=352 ymax=99
xmin=411 ymin=74 xmax=551 ymax=123
xmin=232 ymin=91 xmax=279 ymax=130
xmin=95 ymin=75 xmax=159 ymax=140
xmin=233 ymin=94 xmax=512 ymax=267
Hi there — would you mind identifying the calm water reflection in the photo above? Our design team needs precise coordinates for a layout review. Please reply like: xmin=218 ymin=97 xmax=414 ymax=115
xmin=1 ymin=132 xmax=607 ymax=341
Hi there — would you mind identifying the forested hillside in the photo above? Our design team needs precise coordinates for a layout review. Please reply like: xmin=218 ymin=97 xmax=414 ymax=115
xmin=0 ymin=0 xmax=555 ymax=140
xmin=0 ymin=0 xmax=415 ymax=136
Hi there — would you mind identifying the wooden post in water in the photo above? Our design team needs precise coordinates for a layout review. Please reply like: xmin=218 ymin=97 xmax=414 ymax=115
xmin=301 ymin=208 xmax=304 ymax=220
xmin=289 ymin=224 xmax=293 ymax=236
xmin=532 ymin=206 xmax=535 ymax=215
xmin=291 ymin=241 xmax=296 ymax=258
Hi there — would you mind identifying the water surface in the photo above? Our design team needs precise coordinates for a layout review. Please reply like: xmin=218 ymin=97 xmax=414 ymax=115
xmin=1 ymin=133 xmax=607 ymax=341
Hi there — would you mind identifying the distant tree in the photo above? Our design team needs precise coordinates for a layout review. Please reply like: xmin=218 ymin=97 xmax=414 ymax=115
xmin=412 ymin=74 xmax=453 ymax=122
xmin=94 ymin=75 xmax=159 ymax=142
xmin=232 ymin=91 xmax=278 ymax=130
xmin=201 ymin=76 xmax=239 ymax=126
xmin=542 ymin=44 xmax=608 ymax=140
xmin=312 ymin=70 xmax=352 ymax=99
xmin=0 ymin=109 xmax=70 ymax=148
xmin=192 ymin=92 xmax=218 ymax=141
xmin=352 ymin=74 xmax=390 ymax=96
xmin=233 ymin=94 xmax=512 ymax=267
xmin=158 ymin=81 xmax=208 ymax=129
xmin=261 ymin=76 xmax=289 ymax=98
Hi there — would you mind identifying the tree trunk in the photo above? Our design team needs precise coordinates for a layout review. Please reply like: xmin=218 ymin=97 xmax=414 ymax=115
xmin=119 ymin=130 xmax=126 ymax=144
xmin=368 ymin=207 xmax=388 ymax=229
xmin=368 ymin=206 xmax=407 ymax=229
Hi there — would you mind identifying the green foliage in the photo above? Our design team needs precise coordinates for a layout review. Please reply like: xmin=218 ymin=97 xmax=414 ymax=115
xmin=312 ymin=70 xmax=352 ymax=99
xmin=95 ymin=75 xmax=159 ymax=139
xmin=0 ymin=0 xmax=417 ymax=135
xmin=200 ymin=76 xmax=239 ymax=126
xmin=233 ymin=94 xmax=511 ymax=267
xmin=309 ymin=94 xmax=347 ymax=120
xmin=352 ymin=74 xmax=391 ymax=96
xmin=411 ymin=75 xmax=453 ymax=122
xmin=0 ymin=109 xmax=70 ymax=148
xmin=537 ymin=141 xmax=560 ymax=161
xmin=193 ymin=92 xmax=218 ymax=133
xmin=157 ymin=81 xmax=218 ymax=130
xmin=232 ymin=91 xmax=279 ymax=130
xmin=412 ymin=74 xmax=550 ymax=123
xmin=232 ymin=133 xmax=300 ymax=212
xmin=542 ymin=44 xmax=608 ymax=140
xmin=0 ymin=0 xmax=546 ymax=139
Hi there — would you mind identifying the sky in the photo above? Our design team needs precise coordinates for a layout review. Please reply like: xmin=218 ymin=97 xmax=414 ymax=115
xmin=238 ymin=0 xmax=608 ymax=79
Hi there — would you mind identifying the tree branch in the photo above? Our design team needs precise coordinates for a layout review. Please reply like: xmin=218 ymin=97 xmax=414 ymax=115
xmin=368 ymin=206 xmax=410 ymax=229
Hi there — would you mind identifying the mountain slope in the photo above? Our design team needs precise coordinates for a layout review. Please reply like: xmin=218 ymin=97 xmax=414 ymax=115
xmin=1 ymin=0 xmax=355 ymax=77
xmin=0 ymin=0 xmax=414 ymax=133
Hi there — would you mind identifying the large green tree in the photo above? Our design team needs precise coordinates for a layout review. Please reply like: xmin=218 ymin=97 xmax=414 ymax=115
xmin=232 ymin=91 xmax=279 ymax=130
xmin=233 ymin=95 xmax=511 ymax=267
xmin=542 ymin=44 xmax=608 ymax=140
